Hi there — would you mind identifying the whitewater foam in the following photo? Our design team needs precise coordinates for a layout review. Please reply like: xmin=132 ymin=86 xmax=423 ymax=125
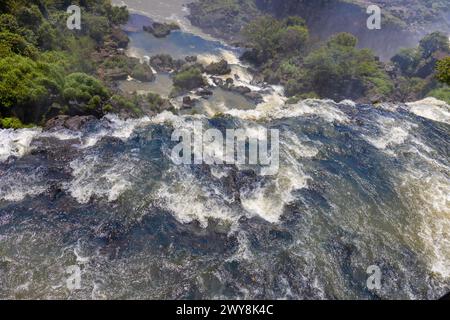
xmin=406 ymin=97 xmax=450 ymax=125
xmin=0 ymin=128 xmax=42 ymax=162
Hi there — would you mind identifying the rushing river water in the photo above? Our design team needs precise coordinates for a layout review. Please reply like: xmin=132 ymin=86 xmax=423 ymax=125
xmin=0 ymin=1 xmax=449 ymax=300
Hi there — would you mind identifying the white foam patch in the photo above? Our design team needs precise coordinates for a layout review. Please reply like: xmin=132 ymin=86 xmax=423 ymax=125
xmin=241 ymin=131 xmax=312 ymax=223
xmin=226 ymin=99 xmax=349 ymax=123
xmin=398 ymin=170 xmax=450 ymax=279
xmin=0 ymin=170 xmax=47 ymax=202
xmin=363 ymin=115 xmax=414 ymax=154
xmin=0 ymin=128 xmax=42 ymax=162
xmin=154 ymin=171 xmax=238 ymax=228
xmin=406 ymin=97 xmax=450 ymax=124
xmin=66 ymin=154 xmax=136 ymax=204
xmin=81 ymin=114 xmax=152 ymax=148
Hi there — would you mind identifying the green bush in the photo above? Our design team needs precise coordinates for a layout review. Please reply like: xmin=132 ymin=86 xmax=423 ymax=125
xmin=427 ymin=87 xmax=450 ymax=104
xmin=0 ymin=54 xmax=64 ymax=109
xmin=63 ymin=73 xmax=109 ymax=104
xmin=436 ymin=57 xmax=450 ymax=86
xmin=173 ymin=67 xmax=206 ymax=91
xmin=0 ymin=116 xmax=28 ymax=129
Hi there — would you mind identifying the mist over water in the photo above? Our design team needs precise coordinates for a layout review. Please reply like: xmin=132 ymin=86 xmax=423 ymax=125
xmin=0 ymin=0 xmax=449 ymax=300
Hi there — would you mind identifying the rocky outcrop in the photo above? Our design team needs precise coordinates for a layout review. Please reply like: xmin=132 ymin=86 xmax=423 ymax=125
xmin=150 ymin=54 xmax=186 ymax=73
xmin=143 ymin=22 xmax=181 ymax=38
xmin=205 ymin=59 xmax=232 ymax=75
xmin=44 ymin=115 xmax=97 ymax=131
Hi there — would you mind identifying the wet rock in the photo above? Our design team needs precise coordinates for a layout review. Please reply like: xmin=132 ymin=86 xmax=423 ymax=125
xmin=150 ymin=54 xmax=185 ymax=73
xmin=182 ymin=96 xmax=197 ymax=108
xmin=45 ymin=115 xmax=97 ymax=131
xmin=244 ymin=91 xmax=264 ymax=104
xmin=205 ymin=59 xmax=231 ymax=75
xmin=231 ymin=86 xmax=251 ymax=95
xmin=225 ymin=78 xmax=234 ymax=86
xmin=196 ymin=88 xmax=213 ymax=97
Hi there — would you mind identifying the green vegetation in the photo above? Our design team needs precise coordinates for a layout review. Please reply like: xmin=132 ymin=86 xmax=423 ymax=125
xmin=391 ymin=31 xmax=450 ymax=102
xmin=0 ymin=0 xmax=155 ymax=129
xmin=436 ymin=57 xmax=450 ymax=86
xmin=240 ymin=13 xmax=449 ymax=103
xmin=0 ymin=116 xmax=30 ymax=129
xmin=143 ymin=22 xmax=180 ymax=38
xmin=242 ymin=17 xmax=392 ymax=101
xmin=172 ymin=66 xmax=206 ymax=92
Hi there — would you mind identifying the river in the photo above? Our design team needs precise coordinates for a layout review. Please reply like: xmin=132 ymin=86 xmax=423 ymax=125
xmin=0 ymin=0 xmax=449 ymax=300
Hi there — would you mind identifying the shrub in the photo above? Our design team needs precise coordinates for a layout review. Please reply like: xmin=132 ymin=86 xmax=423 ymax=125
xmin=63 ymin=73 xmax=109 ymax=103
xmin=173 ymin=67 xmax=206 ymax=90
xmin=436 ymin=57 xmax=450 ymax=86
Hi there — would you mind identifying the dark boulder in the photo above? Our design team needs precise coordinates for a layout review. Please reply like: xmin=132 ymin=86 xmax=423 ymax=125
xmin=45 ymin=115 xmax=97 ymax=131
xmin=182 ymin=96 xmax=197 ymax=108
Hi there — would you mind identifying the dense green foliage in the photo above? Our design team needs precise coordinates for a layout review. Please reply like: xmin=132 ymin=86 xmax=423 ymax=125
xmin=172 ymin=67 xmax=206 ymax=92
xmin=241 ymin=13 xmax=449 ymax=103
xmin=242 ymin=17 xmax=392 ymax=101
xmin=0 ymin=0 xmax=145 ymax=128
xmin=436 ymin=57 xmax=450 ymax=86
xmin=391 ymin=31 xmax=450 ymax=102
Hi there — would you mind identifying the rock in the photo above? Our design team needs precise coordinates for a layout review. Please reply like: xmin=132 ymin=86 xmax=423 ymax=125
xmin=143 ymin=22 xmax=180 ymax=38
xmin=182 ymin=96 xmax=197 ymax=108
xmin=225 ymin=78 xmax=234 ymax=86
xmin=196 ymin=88 xmax=213 ymax=97
xmin=173 ymin=67 xmax=207 ymax=91
xmin=131 ymin=63 xmax=155 ymax=82
xmin=244 ymin=91 xmax=264 ymax=104
xmin=212 ymin=77 xmax=224 ymax=86
xmin=110 ymin=27 xmax=130 ymax=49
xmin=45 ymin=115 xmax=97 ymax=131
xmin=231 ymin=86 xmax=251 ymax=95
xmin=150 ymin=54 xmax=185 ymax=73
xmin=185 ymin=56 xmax=198 ymax=63
xmin=205 ymin=59 xmax=231 ymax=75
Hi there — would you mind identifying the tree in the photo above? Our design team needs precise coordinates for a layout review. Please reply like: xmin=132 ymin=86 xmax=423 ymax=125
xmin=391 ymin=48 xmax=420 ymax=76
xmin=419 ymin=32 xmax=449 ymax=59
xmin=436 ymin=57 xmax=450 ymax=86
xmin=0 ymin=54 xmax=64 ymax=122
xmin=327 ymin=33 xmax=358 ymax=48
xmin=242 ymin=15 xmax=282 ymax=56
xmin=302 ymin=33 xmax=392 ymax=99
xmin=63 ymin=72 xmax=109 ymax=104
xmin=278 ymin=25 xmax=309 ymax=53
